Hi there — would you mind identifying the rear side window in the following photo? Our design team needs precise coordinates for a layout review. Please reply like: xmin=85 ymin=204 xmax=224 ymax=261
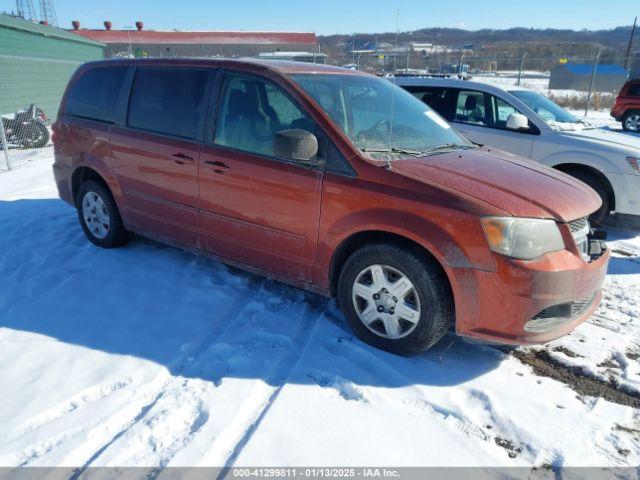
xmin=454 ymin=90 xmax=488 ymax=125
xmin=64 ymin=67 xmax=127 ymax=123
xmin=401 ymin=86 xmax=456 ymax=120
xmin=628 ymin=83 xmax=640 ymax=97
xmin=128 ymin=68 xmax=209 ymax=139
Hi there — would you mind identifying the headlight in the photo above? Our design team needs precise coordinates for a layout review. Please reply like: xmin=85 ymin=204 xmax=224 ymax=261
xmin=481 ymin=217 xmax=565 ymax=260
xmin=627 ymin=156 xmax=640 ymax=174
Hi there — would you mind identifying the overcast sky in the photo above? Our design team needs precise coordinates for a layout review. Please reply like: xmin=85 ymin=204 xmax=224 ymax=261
xmin=1 ymin=0 xmax=637 ymax=35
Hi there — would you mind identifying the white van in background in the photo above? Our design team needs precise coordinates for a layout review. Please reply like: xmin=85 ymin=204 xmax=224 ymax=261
xmin=393 ymin=77 xmax=640 ymax=222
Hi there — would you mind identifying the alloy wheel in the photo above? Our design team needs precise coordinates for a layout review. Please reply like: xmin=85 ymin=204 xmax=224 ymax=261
xmin=625 ymin=114 xmax=640 ymax=132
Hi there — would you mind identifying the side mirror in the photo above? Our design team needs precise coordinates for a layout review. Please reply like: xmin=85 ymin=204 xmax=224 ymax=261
xmin=506 ymin=113 xmax=530 ymax=131
xmin=273 ymin=129 xmax=318 ymax=162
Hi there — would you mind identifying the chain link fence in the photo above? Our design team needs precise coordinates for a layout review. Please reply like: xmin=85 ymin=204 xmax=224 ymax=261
xmin=0 ymin=54 xmax=82 ymax=172
xmin=338 ymin=50 xmax=635 ymax=115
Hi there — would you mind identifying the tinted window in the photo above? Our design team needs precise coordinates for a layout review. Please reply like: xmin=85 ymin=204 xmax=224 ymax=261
xmin=215 ymin=73 xmax=313 ymax=157
xmin=454 ymin=90 xmax=487 ymax=125
xmin=628 ymin=83 xmax=640 ymax=97
xmin=65 ymin=67 xmax=127 ymax=123
xmin=128 ymin=68 xmax=209 ymax=139
xmin=404 ymin=86 xmax=442 ymax=107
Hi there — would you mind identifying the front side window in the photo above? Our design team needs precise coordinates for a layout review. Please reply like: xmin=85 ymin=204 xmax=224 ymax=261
xmin=292 ymin=74 xmax=471 ymax=160
xmin=488 ymin=95 xmax=528 ymax=130
xmin=128 ymin=67 xmax=209 ymax=139
xmin=454 ymin=90 xmax=487 ymax=125
xmin=215 ymin=73 xmax=313 ymax=157
xmin=65 ymin=67 xmax=127 ymax=123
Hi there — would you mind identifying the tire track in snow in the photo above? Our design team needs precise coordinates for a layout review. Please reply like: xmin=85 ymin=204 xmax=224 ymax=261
xmin=196 ymin=298 xmax=327 ymax=468
xmin=17 ymin=278 xmax=262 ymax=469
xmin=13 ymin=379 xmax=134 ymax=439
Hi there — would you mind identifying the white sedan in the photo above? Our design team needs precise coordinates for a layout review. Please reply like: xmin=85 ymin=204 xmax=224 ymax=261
xmin=393 ymin=77 xmax=640 ymax=222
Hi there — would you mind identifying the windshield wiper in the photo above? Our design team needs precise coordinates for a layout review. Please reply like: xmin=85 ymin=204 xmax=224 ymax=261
xmin=360 ymin=147 xmax=424 ymax=157
xmin=423 ymin=143 xmax=474 ymax=153
xmin=422 ymin=143 xmax=476 ymax=155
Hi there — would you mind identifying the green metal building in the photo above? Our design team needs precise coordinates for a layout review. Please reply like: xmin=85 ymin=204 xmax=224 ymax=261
xmin=0 ymin=14 xmax=104 ymax=120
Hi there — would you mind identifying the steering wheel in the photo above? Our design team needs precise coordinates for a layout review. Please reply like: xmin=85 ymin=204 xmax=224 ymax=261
xmin=358 ymin=119 xmax=392 ymax=144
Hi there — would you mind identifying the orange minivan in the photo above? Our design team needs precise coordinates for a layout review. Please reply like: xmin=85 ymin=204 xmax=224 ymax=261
xmin=52 ymin=58 xmax=609 ymax=355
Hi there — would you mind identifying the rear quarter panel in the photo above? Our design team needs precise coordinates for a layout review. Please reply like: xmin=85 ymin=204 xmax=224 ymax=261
xmin=54 ymin=116 xmax=127 ymax=216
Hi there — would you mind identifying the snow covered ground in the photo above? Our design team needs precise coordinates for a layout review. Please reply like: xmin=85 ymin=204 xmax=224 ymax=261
xmin=0 ymin=149 xmax=639 ymax=468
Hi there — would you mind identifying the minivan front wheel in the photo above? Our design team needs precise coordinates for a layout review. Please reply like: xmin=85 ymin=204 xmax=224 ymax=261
xmin=338 ymin=243 xmax=453 ymax=355
xmin=76 ymin=180 xmax=130 ymax=248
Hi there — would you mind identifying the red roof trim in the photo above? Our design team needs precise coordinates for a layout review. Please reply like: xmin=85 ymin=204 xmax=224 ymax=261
xmin=71 ymin=30 xmax=317 ymax=45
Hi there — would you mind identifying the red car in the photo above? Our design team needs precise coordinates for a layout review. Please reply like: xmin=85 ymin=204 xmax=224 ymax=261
xmin=52 ymin=59 xmax=609 ymax=355
xmin=611 ymin=79 xmax=640 ymax=132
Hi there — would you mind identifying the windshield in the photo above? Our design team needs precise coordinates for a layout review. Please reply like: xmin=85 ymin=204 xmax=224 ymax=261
xmin=509 ymin=90 xmax=579 ymax=124
xmin=291 ymin=74 xmax=473 ymax=160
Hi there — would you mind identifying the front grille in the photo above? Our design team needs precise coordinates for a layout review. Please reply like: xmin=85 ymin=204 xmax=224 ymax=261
xmin=571 ymin=294 xmax=597 ymax=317
xmin=568 ymin=217 xmax=588 ymax=234
xmin=567 ymin=217 xmax=591 ymax=262
xmin=525 ymin=292 xmax=598 ymax=333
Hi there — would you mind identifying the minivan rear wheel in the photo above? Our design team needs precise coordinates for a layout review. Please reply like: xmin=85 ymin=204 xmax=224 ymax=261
xmin=337 ymin=243 xmax=453 ymax=356
xmin=76 ymin=180 xmax=130 ymax=248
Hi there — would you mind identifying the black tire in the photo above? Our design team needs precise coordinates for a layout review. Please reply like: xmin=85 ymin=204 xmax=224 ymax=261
xmin=566 ymin=170 xmax=611 ymax=224
xmin=76 ymin=180 xmax=130 ymax=248
xmin=20 ymin=122 xmax=50 ymax=149
xmin=337 ymin=243 xmax=453 ymax=356
xmin=622 ymin=110 xmax=640 ymax=132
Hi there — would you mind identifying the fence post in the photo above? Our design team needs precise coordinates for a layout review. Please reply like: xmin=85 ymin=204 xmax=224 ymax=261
xmin=585 ymin=50 xmax=601 ymax=117
xmin=516 ymin=51 xmax=528 ymax=86
xmin=0 ymin=119 xmax=11 ymax=171
xmin=457 ymin=53 xmax=465 ymax=78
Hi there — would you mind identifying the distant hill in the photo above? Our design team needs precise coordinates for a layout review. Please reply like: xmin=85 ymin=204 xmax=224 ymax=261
xmin=321 ymin=26 xmax=637 ymax=48
xmin=319 ymin=26 xmax=639 ymax=69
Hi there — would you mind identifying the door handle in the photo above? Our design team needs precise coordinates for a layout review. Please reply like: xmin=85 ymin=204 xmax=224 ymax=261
xmin=204 ymin=160 xmax=230 ymax=174
xmin=171 ymin=152 xmax=195 ymax=165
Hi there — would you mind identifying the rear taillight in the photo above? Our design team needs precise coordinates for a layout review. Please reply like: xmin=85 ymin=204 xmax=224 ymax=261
xmin=627 ymin=156 xmax=640 ymax=174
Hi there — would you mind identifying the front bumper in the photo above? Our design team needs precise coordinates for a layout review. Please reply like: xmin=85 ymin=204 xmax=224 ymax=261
xmin=453 ymin=248 xmax=610 ymax=345
xmin=608 ymin=172 xmax=640 ymax=216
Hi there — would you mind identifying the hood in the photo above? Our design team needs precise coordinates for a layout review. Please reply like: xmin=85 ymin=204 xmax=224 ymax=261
xmin=559 ymin=128 xmax=640 ymax=153
xmin=390 ymin=148 xmax=601 ymax=222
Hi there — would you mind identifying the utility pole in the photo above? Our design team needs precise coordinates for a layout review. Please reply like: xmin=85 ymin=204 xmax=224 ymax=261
xmin=15 ymin=0 xmax=36 ymax=20
xmin=585 ymin=50 xmax=601 ymax=117
xmin=352 ymin=33 xmax=356 ymax=64
xmin=517 ymin=51 xmax=528 ymax=86
xmin=38 ymin=0 xmax=57 ymax=26
xmin=393 ymin=8 xmax=399 ymax=74
xmin=624 ymin=17 xmax=637 ymax=70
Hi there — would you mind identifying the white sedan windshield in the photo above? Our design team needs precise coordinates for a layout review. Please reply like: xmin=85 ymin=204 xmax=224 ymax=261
xmin=291 ymin=74 xmax=473 ymax=160
xmin=509 ymin=90 xmax=579 ymax=124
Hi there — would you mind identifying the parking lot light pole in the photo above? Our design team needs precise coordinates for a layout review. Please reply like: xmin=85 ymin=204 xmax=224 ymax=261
xmin=0 ymin=120 xmax=11 ymax=171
